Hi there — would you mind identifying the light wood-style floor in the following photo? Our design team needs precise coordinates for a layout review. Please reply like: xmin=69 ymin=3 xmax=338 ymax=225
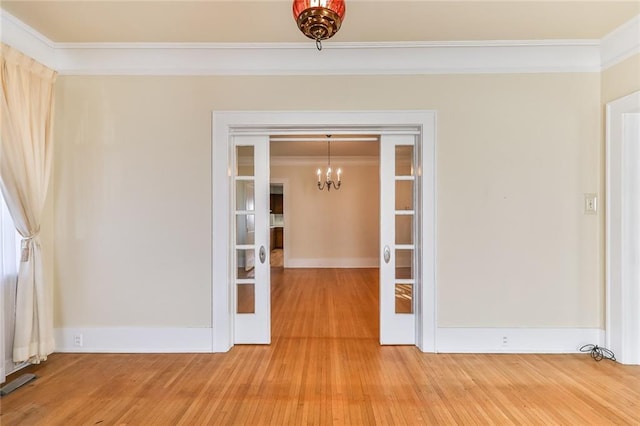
xmin=270 ymin=249 xmax=284 ymax=268
xmin=2 ymin=268 xmax=640 ymax=425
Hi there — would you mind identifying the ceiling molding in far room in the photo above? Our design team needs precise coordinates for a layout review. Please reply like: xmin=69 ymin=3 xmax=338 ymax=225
xmin=0 ymin=10 xmax=638 ymax=76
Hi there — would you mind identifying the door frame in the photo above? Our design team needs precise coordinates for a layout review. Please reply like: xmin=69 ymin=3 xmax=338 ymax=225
xmin=606 ymin=91 xmax=640 ymax=365
xmin=212 ymin=110 xmax=437 ymax=353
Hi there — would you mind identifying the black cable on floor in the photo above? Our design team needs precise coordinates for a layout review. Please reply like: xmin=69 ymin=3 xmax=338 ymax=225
xmin=579 ymin=344 xmax=616 ymax=362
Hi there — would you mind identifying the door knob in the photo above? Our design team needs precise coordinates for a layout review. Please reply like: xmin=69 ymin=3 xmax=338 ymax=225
xmin=383 ymin=245 xmax=391 ymax=264
xmin=259 ymin=245 xmax=266 ymax=264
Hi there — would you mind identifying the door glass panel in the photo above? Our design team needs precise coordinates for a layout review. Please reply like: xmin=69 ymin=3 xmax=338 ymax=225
xmin=395 ymin=215 xmax=413 ymax=245
xmin=236 ymin=181 xmax=255 ymax=211
xmin=236 ymin=249 xmax=256 ymax=279
xmin=395 ymin=249 xmax=413 ymax=279
xmin=237 ymin=284 xmax=255 ymax=314
xmin=395 ymin=145 xmax=414 ymax=176
xmin=395 ymin=180 xmax=413 ymax=211
xmin=236 ymin=146 xmax=255 ymax=176
xmin=395 ymin=284 xmax=413 ymax=314
xmin=236 ymin=214 xmax=255 ymax=245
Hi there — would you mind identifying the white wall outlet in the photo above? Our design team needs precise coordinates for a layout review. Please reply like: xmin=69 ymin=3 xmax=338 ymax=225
xmin=502 ymin=336 xmax=508 ymax=346
xmin=584 ymin=193 xmax=597 ymax=214
xmin=73 ymin=334 xmax=83 ymax=347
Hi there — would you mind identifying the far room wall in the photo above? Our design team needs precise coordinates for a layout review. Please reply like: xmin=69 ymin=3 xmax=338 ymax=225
xmin=270 ymin=161 xmax=380 ymax=267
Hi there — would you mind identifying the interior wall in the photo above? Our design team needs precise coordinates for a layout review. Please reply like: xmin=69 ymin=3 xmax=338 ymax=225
xmin=601 ymin=54 xmax=640 ymax=104
xmin=270 ymin=161 xmax=380 ymax=264
xmin=52 ymin=72 xmax=602 ymax=329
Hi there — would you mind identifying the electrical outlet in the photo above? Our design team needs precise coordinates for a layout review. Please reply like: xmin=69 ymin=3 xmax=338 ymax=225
xmin=73 ymin=334 xmax=83 ymax=347
xmin=502 ymin=336 xmax=508 ymax=346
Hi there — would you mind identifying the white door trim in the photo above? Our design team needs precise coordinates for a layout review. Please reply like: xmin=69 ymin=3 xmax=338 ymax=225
xmin=211 ymin=110 xmax=437 ymax=353
xmin=606 ymin=91 xmax=640 ymax=365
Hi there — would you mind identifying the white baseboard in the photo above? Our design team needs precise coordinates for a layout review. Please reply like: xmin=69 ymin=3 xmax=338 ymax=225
xmin=54 ymin=326 xmax=605 ymax=354
xmin=55 ymin=327 xmax=213 ymax=353
xmin=286 ymin=257 xmax=378 ymax=268
xmin=436 ymin=327 xmax=605 ymax=354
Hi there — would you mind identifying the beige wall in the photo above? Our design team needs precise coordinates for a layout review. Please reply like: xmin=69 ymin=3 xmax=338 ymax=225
xmin=601 ymin=54 xmax=640 ymax=104
xmin=52 ymin=73 xmax=602 ymax=329
xmin=270 ymin=161 xmax=380 ymax=263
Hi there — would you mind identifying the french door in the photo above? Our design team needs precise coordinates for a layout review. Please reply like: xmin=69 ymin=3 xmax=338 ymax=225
xmin=232 ymin=135 xmax=270 ymax=344
xmin=380 ymin=134 xmax=418 ymax=345
xmin=230 ymin=132 xmax=421 ymax=346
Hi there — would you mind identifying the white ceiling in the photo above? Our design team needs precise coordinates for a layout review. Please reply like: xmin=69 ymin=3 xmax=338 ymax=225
xmin=1 ymin=1 xmax=638 ymax=44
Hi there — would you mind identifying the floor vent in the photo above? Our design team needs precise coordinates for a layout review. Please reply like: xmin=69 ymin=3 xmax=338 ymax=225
xmin=0 ymin=373 xmax=36 ymax=397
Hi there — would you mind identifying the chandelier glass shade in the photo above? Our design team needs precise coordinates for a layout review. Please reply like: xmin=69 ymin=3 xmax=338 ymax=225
xmin=292 ymin=0 xmax=346 ymax=50
xmin=317 ymin=136 xmax=341 ymax=191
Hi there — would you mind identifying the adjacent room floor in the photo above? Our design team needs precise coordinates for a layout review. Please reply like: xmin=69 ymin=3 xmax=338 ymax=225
xmin=2 ymin=268 xmax=640 ymax=424
xmin=270 ymin=249 xmax=283 ymax=268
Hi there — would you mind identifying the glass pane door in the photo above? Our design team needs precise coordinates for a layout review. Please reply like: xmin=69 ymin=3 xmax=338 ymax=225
xmin=380 ymin=135 xmax=417 ymax=344
xmin=233 ymin=136 xmax=270 ymax=344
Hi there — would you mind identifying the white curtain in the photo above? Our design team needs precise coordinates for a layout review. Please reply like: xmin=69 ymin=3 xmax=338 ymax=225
xmin=0 ymin=43 xmax=57 ymax=363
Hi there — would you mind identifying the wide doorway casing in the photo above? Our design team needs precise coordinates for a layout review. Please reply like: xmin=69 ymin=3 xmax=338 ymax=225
xmin=212 ymin=111 xmax=436 ymax=353
xmin=606 ymin=92 xmax=640 ymax=365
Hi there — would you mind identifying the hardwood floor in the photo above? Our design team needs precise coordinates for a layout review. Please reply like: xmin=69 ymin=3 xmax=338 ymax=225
xmin=2 ymin=268 xmax=640 ymax=425
xmin=270 ymin=249 xmax=284 ymax=268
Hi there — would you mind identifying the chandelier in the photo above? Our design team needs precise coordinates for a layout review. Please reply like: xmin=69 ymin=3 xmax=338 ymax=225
xmin=317 ymin=136 xmax=341 ymax=191
xmin=293 ymin=0 xmax=346 ymax=51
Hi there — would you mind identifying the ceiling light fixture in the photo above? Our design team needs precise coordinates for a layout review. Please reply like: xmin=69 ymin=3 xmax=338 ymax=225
xmin=293 ymin=0 xmax=346 ymax=51
xmin=317 ymin=135 xmax=342 ymax=191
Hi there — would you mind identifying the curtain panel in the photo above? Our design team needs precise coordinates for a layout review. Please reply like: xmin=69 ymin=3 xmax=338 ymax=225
xmin=0 ymin=43 xmax=57 ymax=363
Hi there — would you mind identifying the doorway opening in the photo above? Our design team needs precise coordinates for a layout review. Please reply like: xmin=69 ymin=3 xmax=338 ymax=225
xmin=269 ymin=136 xmax=381 ymax=342
xmin=269 ymin=183 xmax=285 ymax=268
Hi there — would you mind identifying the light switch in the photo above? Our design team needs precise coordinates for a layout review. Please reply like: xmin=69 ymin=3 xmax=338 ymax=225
xmin=584 ymin=193 xmax=597 ymax=214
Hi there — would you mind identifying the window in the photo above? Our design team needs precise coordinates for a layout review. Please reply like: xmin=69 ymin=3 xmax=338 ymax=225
xmin=1 ymin=190 xmax=21 ymax=380
xmin=1 ymin=192 xmax=21 ymax=276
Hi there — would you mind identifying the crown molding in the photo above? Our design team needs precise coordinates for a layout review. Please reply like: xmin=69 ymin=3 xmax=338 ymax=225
xmin=48 ymin=40 xmax=602 ymax=75
xmin=2 ymin=10 xmax=637 ymax=76
xmin=0 ymin=10 xmax=56 ymax=69
xmin=601 ymin=14 xmax=640 ymax=70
